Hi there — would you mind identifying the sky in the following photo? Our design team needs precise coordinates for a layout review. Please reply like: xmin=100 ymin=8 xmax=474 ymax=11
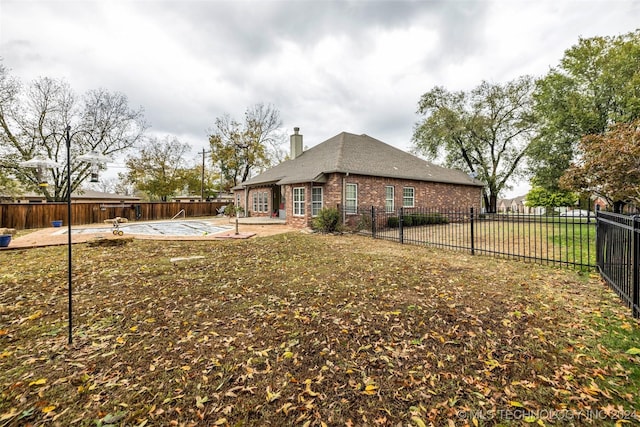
xmin=1 ymin=0 xmax=638 ymax=197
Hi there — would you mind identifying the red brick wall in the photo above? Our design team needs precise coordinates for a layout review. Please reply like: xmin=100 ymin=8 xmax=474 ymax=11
xmin=246 ymin=187 xmax=273 ymax=218
xmin=234 ymin=187 xmax=274 ymax=218
xmin=333 ymin=173 xmax=482 ymax=212
xmin=282 ymin=183 xmax=313 ymax=228
xmin=236 ymin=173 xmax=482 ymax=228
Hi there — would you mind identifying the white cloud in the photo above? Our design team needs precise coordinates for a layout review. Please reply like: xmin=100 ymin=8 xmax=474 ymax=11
xmin=1 ymin=0 xmax=639 ymax=197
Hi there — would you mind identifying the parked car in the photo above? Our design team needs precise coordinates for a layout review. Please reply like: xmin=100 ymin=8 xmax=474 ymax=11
xmin=560 ymin=209 xmax=595 ymax=219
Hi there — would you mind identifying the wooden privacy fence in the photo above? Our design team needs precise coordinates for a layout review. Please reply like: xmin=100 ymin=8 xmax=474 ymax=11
xmin=0 ymin=201 xmax=227 ymax=230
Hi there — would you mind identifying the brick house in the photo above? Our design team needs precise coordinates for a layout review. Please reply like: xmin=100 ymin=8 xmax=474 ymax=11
xmin=233 ymin=128 xmax=484 ymax=228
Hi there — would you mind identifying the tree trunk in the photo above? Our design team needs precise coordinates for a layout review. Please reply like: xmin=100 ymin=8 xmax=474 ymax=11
xmin=484 ymin=193 xmax=497 ymax=213
xmin=613 ymin=200 xmax=625 ymax=214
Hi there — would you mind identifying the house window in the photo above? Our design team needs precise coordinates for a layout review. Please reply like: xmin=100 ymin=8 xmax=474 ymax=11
xmin=403 ymin=187 xmax=415 ymax=208
xmin=260 ymin=191 xmax=268 ymax=213
xmin=345 ymin=183 xmax=357 ymax=214
xmin=251 ymin=191 xmax=269 ymax=213
xmin=252 ymin=192 xmax=258 ymax=212
xmin=311 ymin=187 xmax=323 ymax=217
xmin=293 ymin=187 xmax=305 ymax=216
xmin=385 ymin=186 xmax=394 ymax=213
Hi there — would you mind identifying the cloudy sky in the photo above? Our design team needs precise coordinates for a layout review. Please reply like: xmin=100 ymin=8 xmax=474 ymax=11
xmin=1 ymin=0 xmax=638 ymax=196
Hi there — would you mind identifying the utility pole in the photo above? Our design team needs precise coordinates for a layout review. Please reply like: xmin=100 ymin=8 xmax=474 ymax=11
xmin=201 ymin=148 xmax=211 ymax=201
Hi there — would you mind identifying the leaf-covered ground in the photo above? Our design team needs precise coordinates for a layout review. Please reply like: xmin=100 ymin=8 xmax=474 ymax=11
xmin=1 ymin=233 xmax=639 ymax=426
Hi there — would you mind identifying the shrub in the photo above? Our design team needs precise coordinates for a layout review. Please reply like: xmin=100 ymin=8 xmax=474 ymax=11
xmin=224 ymin=203 xmax=245 ymax=218
xmin=355 ymin=214 xmax=372 ymax=232
xmin=410 ymin=214 xmax=427 ymax=226
xmin=403 ymin=215 xmax=414 ymax=227
xmin=387 ymin=216 xmax=399 ymax=228
xmin=427 ymin=213 xmax=449 ymax=224
xmin=312 ymin=208 xmax=341 ymax=233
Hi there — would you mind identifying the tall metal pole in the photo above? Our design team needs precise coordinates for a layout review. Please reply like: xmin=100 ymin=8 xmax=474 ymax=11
xmin=201 ymin=148 xmax=212 ymax=201
xmin=201 ymin=148 xmax=205 ymax=201
xmin=65 ymin=125 xmax=73 ymax=345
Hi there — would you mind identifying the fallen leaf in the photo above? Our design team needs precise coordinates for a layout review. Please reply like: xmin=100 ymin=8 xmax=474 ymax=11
xmin=361 ymin=383 xmax=378 ymax=395
xmin=28 ymin=310 xmax=43 ymax=321
xmin=195 ymin=395 xmax=209 ymax=409
xmin=266 ymin=386 xmax=281 ymax=402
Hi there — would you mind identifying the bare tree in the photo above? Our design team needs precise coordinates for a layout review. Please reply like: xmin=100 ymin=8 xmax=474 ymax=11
xmin=209 ymin=103 xmax=285 ymax=188
xmin=0 ymin=62 xmax=147 ymax=201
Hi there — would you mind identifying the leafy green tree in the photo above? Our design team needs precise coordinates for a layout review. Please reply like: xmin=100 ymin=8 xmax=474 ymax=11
xmin=529 ymin=30 xmax=640 ymax=190
xmin=0 ymin=62 xmax=147 ymax=201
xmin=179 ymin=165 xmax=219 ymax=200
xmin=0 ymin=172 xmax=23 ymax=199
xmin=209 ymin=103 xmax=285 ymax=189
xmin=525 ymin=186 xmax=577 ymax=210
xmin=412 ymin=76 xmax=536 ymax=212
xmin=560 ymin=119 xmax=640 ymax=213
xmin=124 ymin=136 xmax=192 ymax=201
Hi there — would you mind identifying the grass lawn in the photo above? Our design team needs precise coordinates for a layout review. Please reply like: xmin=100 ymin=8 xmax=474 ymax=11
xmin=379 ymin=219 xmax=596 ymax=269
xmin=1 ymin=233 xmax=639 ymax=426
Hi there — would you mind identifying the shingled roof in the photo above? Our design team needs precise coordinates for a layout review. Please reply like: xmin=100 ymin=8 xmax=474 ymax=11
xmin=238 ymin=132 xmax=484 ymax=188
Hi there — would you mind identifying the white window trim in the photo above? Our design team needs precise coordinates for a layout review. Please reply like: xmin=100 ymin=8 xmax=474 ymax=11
xmin=345 ymin=183 xmax=357 ymax=215
xmin=259 ymin=191 xmax=268 ymax=213
xmin=403 ymin=186 xmax=415 ymax=208
xmin=385 ymin=185 xmax=395 ymax=213
xmin=311 ymin=187 xmax=323 ymax=217
xmin=293 ymin=187 xmax=305 ymax=216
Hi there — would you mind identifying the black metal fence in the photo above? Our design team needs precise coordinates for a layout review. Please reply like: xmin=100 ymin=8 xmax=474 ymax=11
xmin=348 ymin=206 xmax=596 ymax=269
xmin=596 ymin=211 xmax=640 ymax=318
xmin=346 ymin=206 xmax=640 ymax=318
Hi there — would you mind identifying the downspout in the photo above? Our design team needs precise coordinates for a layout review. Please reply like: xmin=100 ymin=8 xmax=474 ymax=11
xmin=342 ymin=172 xmax=350 ymax=225
xmin=342 ymin=175 xmax=345 ymax=224
xmin=243 ymin=184 xmax=249 ymax=217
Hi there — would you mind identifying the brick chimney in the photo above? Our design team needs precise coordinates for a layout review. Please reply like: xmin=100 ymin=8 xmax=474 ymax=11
xmin=290 ymin=127 xmax=303 ymax=159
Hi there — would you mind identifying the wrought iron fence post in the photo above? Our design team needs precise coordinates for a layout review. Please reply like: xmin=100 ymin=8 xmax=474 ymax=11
xmin=470 ymin=207 xmax=475 ymax=255
xmin=399 ymin=207 xmax=404 ymax=244
xmin=633 ymin=215 xmax=640 ymax=318
xmin=371 ymin=206 xmax=376 ymax=239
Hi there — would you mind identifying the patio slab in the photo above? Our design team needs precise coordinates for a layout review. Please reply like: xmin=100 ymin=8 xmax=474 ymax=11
xmin=0 ymin=217 xmax=298 ymax=250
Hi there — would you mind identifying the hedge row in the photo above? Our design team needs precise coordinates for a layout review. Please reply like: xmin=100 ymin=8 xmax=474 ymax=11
xmin=387 ymin=213 xmax=449 ymax=228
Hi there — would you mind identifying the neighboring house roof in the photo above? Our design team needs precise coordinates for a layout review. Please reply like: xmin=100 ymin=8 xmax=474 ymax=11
xmin=510 ymin=196 xmax=526 ymax=205
xmin=237 ymin=132 xmax=484 ymax=188
xmin=498 ymin=195 xmax=527 ymax=206
xmin=6 ymin=189 xmax=140 ymax=201
xmin=72 ymin=189 xmax=140 ymax=201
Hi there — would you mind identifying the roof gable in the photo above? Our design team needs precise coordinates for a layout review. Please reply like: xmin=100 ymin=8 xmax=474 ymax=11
xmin=240 ymin=132 xmax=483 ymax=187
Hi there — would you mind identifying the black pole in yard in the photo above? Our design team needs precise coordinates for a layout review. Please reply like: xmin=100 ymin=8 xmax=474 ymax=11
xmin=399 ymin=207 xmax=404 ymax=244
xmin=470 ymin=207 xmax=475 ymax=256
xmin=65 ymin=125 xmax=73 ymax=345
xmin=633 ymin=215 xmax=640 ymax=318
xmin=371 ymin=206 xmax=376 ymax=239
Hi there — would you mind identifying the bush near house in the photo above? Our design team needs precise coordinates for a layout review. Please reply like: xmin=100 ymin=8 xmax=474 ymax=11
xmin=312 ymin=207 xmax=342 ymax=233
